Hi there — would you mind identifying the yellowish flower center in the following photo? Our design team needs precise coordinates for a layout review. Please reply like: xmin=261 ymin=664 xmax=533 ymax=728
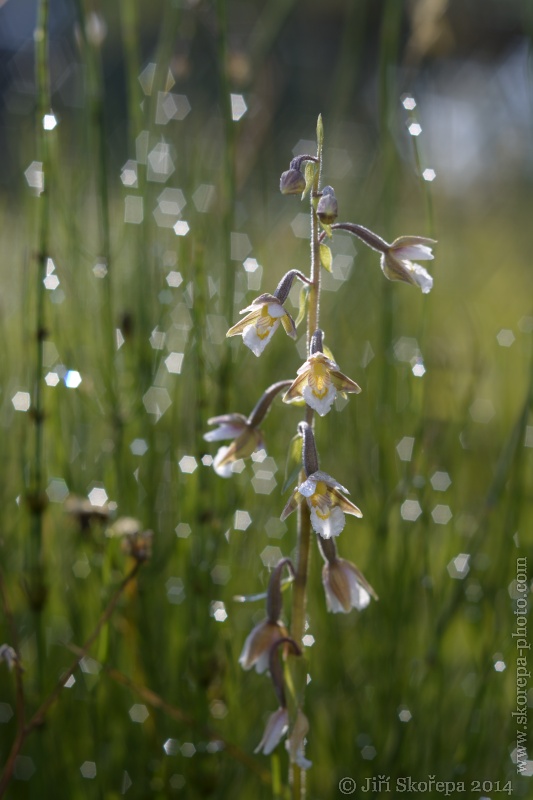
xmin=309 ymin=481 xmax=332 ymax=519
xmin=309 ymin=359 xmax=330 ymax=399
xmin=256 ymin=305 xmax=277 ymax=340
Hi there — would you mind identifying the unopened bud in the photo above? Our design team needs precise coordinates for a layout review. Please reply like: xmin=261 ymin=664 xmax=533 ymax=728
xmin=280 ymin=168 xmax=306 ymax=196
xmin=316 ymin=186 xmax=338 ymax=224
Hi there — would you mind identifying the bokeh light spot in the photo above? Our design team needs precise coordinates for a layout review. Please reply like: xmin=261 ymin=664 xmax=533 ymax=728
xmin=430 ymin=471 xmax=452 ymax=491
xmin=64 ymin=370 xmax=82 ymax=389
xmin=447 ymin=553 xmax=470 ymax=579
xmin=432 ymin=504 xmax=452 ymax=525
xmin=260 ymin=545 xmax=283 ymax=567
xmin=179 ymin=455 xmax=197 ymax=474
xmin=175 ymin=523 xmax=191 ymax=539
xmin=143 ymin=386 xmax=172 ymax=419
xmin=192 ymin=184 xmax=215 ymax=213
xmin=210 ymin=600 xmax=227 ymax=622
xmin=46 ymin=478 xmax=69 ymax=503
xmin=166 ymin=577 xmax=185 ymax=605
xmin=396 ymin=436 xmax=415 ymax=462
xmin=12 ymin=391 xmax=31 ymax=412
xmin=173 ymin=220 xmax=189 ymax=236
xmin=234 ymin=510 xmax=251 ymax=530
xmin=88 ymin=486 xmax=108 ymax=507
xmin=129 ymin=704 xmax=149 ymax=723
xmin=165 ymin=352 xmax=184 ymax=374
xmin=230 ymin=93 xmax=247 ymax=121
xmin=130 ymin=439 xmax=148 ymax=456
xmin=400 ymin=499 xmax=422 ymax=522
xmin=496 ymin=328 xmax=515 ymax=347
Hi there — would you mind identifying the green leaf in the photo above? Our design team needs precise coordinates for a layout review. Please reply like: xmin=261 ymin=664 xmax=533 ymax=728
xmin=295 ymin=285 xmax=309 ymax=328
xmin=319 ymin=221 xmax=333 ymax=238
xmin=319 ymin=243 xmax=333 ymax=272
xmin=302 ymin=161 xmax=315 ymax=199
xmin=283 ymin=434 xmax=303 ymax=494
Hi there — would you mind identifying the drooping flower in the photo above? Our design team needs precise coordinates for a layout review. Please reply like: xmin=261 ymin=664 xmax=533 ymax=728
xmin=286 ymin=709 xmax=312 ymax=770
xmin=322 ymin=557 xmax=377 ymax=613
xmin=281 ymin=470 xmax=362 ymax=539
xmin=226 ymin=294 xmax=296 ymax=357
xmin=254 ymin=707 xmax=289 ymax=755
xmin=204 ymin=413 xmax=264 ymax=477
xmin=331 ymin=223 xmax=436 ymax=294
xmin=380 ymin=236 xmax=435 ymax=294
xmin=283 ymin=351 xmax=361 ymax=416
xmin=238 ymin=619 xmax=289 ymax=674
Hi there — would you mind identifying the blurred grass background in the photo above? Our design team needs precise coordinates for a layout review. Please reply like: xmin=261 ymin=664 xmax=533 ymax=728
xmin=0 ymin=0 xmax=532 ymax=797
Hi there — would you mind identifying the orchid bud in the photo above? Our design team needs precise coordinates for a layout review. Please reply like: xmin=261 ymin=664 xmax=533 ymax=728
xmin=280 ymin=168 xmax=306 ymax=195
xmin=316 ymin=186 xmax=338 ymax=224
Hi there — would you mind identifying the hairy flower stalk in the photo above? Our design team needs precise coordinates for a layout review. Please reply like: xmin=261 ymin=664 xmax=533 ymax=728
xmin=208 ymin=115 xmax=435 ymax=797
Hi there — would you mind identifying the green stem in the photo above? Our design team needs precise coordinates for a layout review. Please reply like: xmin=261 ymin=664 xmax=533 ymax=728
xmin=288 ymin=117 xmax=323 ymax=800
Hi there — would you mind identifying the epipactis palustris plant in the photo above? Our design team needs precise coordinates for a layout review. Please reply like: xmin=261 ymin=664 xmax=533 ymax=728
xmin=204 ymin=116 xmax=436 ymax=789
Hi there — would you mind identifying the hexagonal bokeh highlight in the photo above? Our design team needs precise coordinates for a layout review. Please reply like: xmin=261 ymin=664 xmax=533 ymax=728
xmin=165 ymin=352 xmax=184 ymax=374
xmin=400 ymin=499 xmax=422 ymax=522
xmin=192 ymin=183 xmax=215 ymax=213
xmin=87 ymin=486 xmax=108 ymax=507
xmin=179 ymin=455 xmax=197 ymax=474
xmin=129 ymin=704 xmax=149 ymax=723
xmin=12 ymin=391 xmax=31 ymax=412
xmin=234 ymin=510 xmax=251 ymax=530
xmin=46 ymin=478 xmax=69 ymax=503
xmin=260 ymin=545 xmax=283 ymax=567
xmin=431 ymin=504 xmax=452 ymax=525
xmin=142 ymin=386 xmax=172 ymax=420
xmin=80 ymin=761 xmax=97 ymax=779
xmin=396 ymin=436 xmax=415 ymax=462
xmin=130 ymin=438 xmax=148 ymax=456
xmin=430 ymin=471 xmax=452 ymax=491
xmin=447 ymin=553 xmax=470 ymax=579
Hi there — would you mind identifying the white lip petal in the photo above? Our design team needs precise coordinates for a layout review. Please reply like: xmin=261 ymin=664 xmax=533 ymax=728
xmin=242 ymin=321 xmax=278 ymax=356
xmin=411 ymin=264 xmax=433 ymax=294
xmin=310 ymin=505 xmax=345 ymax=538
xmin=302 ymin=383 xmax=336 ymax=416
xmin=213 ymin=446 xmax=234 ymax=478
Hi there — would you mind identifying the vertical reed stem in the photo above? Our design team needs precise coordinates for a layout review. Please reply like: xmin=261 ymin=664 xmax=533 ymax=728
xmin=28 ymin=0 xmax=51 ymax=684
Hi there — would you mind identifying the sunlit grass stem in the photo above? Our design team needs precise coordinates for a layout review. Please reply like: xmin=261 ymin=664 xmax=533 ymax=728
xmin=26 ymin=0 xmax=52 ymax=694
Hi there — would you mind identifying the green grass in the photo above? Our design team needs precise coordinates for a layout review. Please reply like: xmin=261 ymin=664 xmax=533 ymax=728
xmin=0 ymin=1 xmax=532 ymax=798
